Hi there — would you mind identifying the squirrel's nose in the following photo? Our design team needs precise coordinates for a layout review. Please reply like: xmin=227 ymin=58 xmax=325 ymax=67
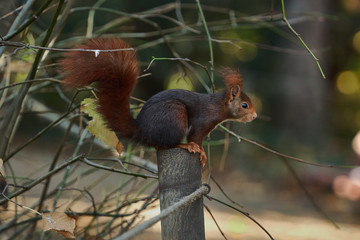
xmin=252 ymin=112 xmax=257 ymax=120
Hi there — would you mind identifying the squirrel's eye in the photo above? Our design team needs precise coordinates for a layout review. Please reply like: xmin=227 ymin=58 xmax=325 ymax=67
xmin=241 ymin=102 xmax=248 ymax=109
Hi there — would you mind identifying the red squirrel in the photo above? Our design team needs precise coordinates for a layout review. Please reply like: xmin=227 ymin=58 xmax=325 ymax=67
xmin=60 ymin=38 xmax=257 ymax=166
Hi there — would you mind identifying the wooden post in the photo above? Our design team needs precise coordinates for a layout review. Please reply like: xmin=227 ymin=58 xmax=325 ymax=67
xmin=157 ymin=148 xmax=205 ymax=240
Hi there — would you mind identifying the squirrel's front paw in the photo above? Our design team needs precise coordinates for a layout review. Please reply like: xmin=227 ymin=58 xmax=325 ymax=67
xmin=176 ymin=142 xmax=201 ymax=154
xmin=199 ymin=150 xmax=207 ymax=167
xmin=176 ymin=142 xmax=207 ymax=167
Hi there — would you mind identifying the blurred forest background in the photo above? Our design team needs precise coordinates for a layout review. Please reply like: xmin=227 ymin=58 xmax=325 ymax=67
xmin=0 ymin=0 xmax=360 ymax=239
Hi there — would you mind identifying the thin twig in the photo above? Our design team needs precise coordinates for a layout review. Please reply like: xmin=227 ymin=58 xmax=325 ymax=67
xmin=281 ymin=158 xmax=340 ymax=229
xmin=211 ymin=38 xmax=242 ymax=50
xmin=2 ymin=0 xmax=53 ymax=41
xmin=52 ymin=128 xmax=90 ymax=211
xmin=281 ymin=0 xmax=326 ymax=79
xmin=141 ymin=14 xmax=200 ymax=34
xmin=219 ymin=124 xmax=355 ymax=168
xmin=0 ymin=78 xmax=61 ymax=91
xmin=106 ymin=196 xmax=157 ymax=214
xmin=3 ymin=105 xmax=80 ymax=163
xmin=219 ymin=122 xmax=230 ymax=171
xmin=196 ymin=0 xmax=216 ymax=92
xmin=0 ymin=5 xmax=24 ymax=21
xmin=0 ymin=0 xmax=36 ymax=56
xmin=62 ymin=187 xmax=97 ymax=214
xmin=206 ymin=195 xmax=274 ymax=240
xmin=0 ymin=154 xmax=84 ymax=205
xmin=0 ymin=0 xmax=64 ymax=160
xmin=0 ymin=216 xmax=42 ymax=234
xmin=87 ymin=157 xmax=158 ymax=174
xmin=144 ymin=57 xmax=212 ymax=83
xmin=0 ymin=165 xmax=104 ymax=233
xmin=0 ymin=40 xmax=134 ymax=53
xmin=82 ymin=158 xmax=158 ymax=179
xmin=204 ymin=204 xmax=228 ymax=240
xmin=1 ymin=184 xmax=42 ymax=216
xmin=120 ymin=188 xmax=159 ymax=233
xmin=70 ymin=5 xmax=213 ymax=93
xmin=211 ymin=175 xmax=244 ymax=208
xmin=66 ymin=209 xmax=138 ymax=218
xmin=37 ymin=119 xmax=75 ymax=212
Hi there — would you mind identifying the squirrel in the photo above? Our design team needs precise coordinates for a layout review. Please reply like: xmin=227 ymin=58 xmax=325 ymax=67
xmin=59 ymin=38 xmax=257 ymax=166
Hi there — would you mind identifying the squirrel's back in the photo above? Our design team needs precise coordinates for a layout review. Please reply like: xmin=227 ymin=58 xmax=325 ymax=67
xmin=59 ymin=38 xmax=139 ymax=137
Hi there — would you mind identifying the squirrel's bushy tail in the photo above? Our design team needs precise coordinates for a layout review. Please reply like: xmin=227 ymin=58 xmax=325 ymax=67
xmin=59 ymin=38 xmax=139 ymax=138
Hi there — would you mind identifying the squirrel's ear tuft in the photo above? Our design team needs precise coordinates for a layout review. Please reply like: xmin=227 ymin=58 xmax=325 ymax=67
xmin=219 ymin=67 xmax=243 ymax=90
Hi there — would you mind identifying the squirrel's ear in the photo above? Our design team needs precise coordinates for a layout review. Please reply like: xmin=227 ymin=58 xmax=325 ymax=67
xmin=229 ymin=85 xmax=241 ymax=102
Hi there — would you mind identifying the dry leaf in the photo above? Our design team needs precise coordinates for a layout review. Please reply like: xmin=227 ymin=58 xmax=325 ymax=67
xmin=81 ymin=98 xmax=123 ymax=154
xmin=42 ymin=212 xmax=76 ymax=239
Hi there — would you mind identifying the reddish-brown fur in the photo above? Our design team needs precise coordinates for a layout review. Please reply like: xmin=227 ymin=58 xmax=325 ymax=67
xmin=59 ymin=38 xmax=139 ymax=137
xmin=219 ymin=67 xmax=243 ymax=89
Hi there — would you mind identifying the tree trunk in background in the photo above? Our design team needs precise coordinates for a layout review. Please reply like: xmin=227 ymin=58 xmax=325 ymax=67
xmin=276 ymin=0 xmax=332 ymax=147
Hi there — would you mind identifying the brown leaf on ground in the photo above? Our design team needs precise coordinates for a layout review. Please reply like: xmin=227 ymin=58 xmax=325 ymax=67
xmin=42 ymin=212 xmax=76 ymax=239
